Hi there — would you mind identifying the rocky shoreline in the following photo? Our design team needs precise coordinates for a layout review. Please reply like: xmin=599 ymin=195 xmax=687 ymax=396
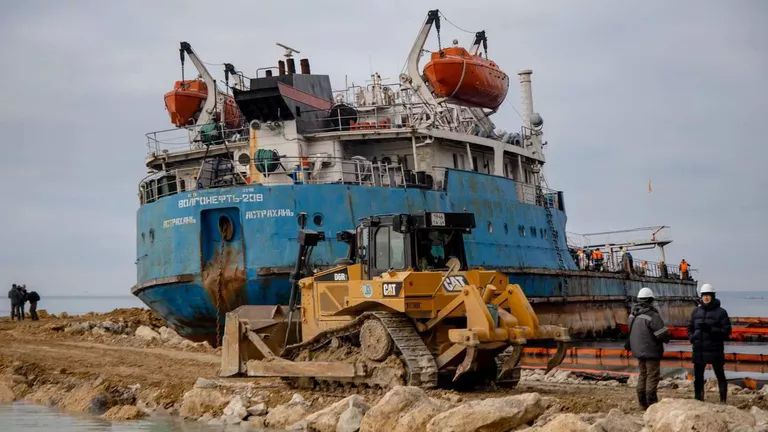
xmin=2 ymin=308 xmax=768 ymax=431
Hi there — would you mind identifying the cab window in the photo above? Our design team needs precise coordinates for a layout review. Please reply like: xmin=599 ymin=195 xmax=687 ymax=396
xmin=373 ymin=226 xmax=405 ymax=272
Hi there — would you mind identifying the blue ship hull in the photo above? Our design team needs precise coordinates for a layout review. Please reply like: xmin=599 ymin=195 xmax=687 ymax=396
xmin=132 ymin=169 xmax=697 ymax=341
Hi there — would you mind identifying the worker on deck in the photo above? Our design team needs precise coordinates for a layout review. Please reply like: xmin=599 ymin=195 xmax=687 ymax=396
xmin=680 ymin=259 xmax=690 ymax=280
xmin=576 ymin=248 xmax=587 ymax=270
xmin=620 ymin=247 xmax=634 ymax=274
xmin=688 ymin=283 xmax=732 ymax=403
xmin=591 ymin=249 xmax=604 ymax=271
xmin=627 ymin=287 xmax=670 ymax=409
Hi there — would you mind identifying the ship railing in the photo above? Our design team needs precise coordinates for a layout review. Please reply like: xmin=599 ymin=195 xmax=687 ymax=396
xmin=138 ymin=156 xmax=444 ymax=205
xmin=255 ymin=156 xmax=440 ymax=189
xmin=299 ymin=102 xmax=505 ymax=139
xmin=138 ymin=166 xmax=201 ymax=205
xmin=145 ymin=124 xmax=249 ymax=155
xmin=573 ymin=254 xmax=698 ymax=280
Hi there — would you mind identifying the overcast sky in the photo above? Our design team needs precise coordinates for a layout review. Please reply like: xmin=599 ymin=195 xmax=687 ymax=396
xmin=0 ymin=1 xmax=765 ymax=296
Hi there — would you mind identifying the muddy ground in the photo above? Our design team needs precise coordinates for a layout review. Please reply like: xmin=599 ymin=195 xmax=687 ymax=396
xmin=1 ymin=308 xmax=766 ymax=424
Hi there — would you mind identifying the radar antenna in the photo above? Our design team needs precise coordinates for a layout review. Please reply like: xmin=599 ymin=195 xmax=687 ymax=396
xmin=276 ymin=43 xmax=301 ymax=58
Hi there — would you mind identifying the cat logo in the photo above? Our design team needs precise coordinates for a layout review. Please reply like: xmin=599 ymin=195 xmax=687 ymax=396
xmin=382 ymin=282 xmax=402 ymax=297
xmin=442 ymin=275 xmax=468 ymax=292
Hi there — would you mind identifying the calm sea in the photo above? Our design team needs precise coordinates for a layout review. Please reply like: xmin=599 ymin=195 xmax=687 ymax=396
xmin=0 ymin=403 xmax=224 ymax=431
xmin=0 ymin=296 xmax=145 ymax=317
xmin=0 ymin=291 xmax=764 ymax=318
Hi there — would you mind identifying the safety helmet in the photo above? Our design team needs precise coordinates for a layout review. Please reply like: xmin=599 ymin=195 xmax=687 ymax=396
xmin=699 ymin=283 xmax=715 ymax=295
xmin=637 ymin=287 xmax=655 ymax=299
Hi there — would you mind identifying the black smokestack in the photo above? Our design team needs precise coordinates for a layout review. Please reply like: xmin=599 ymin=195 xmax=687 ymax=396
xmin=287 ymin=58 xmax=296 ymax=75
xmin=300 ymin=58 xmax=310 ymax=74
xmin=278 ymin=60 xmax=286 ymax=76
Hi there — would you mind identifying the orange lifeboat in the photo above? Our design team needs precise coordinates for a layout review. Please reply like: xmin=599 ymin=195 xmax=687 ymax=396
xmin=164 ymin=80 xmax=207 ymax=127
xmin=423 ymin=46 xmax=509 ymax=110
xmin=164 ymin=79 xmax=243 ymax=129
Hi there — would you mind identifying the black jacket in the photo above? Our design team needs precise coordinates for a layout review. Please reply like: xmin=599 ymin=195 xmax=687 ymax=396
xmin=8 ymin=288 xmax=21 ymax=305
xmin=688 ymin=298 xmax=731 ymax=364
xmin=628 ymin=302 xmax=670 ymax=359
xmin=27 ymin=291 xmax=40 ymax=303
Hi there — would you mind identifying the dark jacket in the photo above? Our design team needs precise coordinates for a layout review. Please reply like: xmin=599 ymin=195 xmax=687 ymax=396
xmin=628 ymin=302 xmax=670 ymax=359
xmin=688 ymin=298 xmax=731 ymax=364
xmin=27 ymin=291 xmax=40 ymax=303
xmin=8 ymin=287 xmax=21 ymax=305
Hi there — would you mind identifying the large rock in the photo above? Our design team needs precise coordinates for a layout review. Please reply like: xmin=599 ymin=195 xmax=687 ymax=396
xmin=247 ymin=402 xmax=268 ymax=417
xmin=178 ymin=387 xmax=229 ymax=418
xmin=426 ymin=392 xmax=547 ymax=432
xmin=0 ymin=376 xmax=16 ymax=403
xmin=290 ymin=395 xmax=369 ymax=432
xmin=527 ymin=413 xmax=591 ymax=432
xmin=338 ymin=402 xmax=367 ymax=432
xmin=751 ymin=407 xmax=768 ymax=431
xmin=265 ymin=393 xmax=313 ymax=429
xmin=644 ymin=398 xmax=756 ymax=432
xmin=221 ymin=395 xmax=248 ymax=424
xmin=102 ymin=405 xmax=145 ymax=420
xmin=360 ymin=386 xmax=453 ymax=432
xmin=134 ymin=325 xmax=160 ymax=340
xmin=589 ymin=409 xmax=642 ymax=432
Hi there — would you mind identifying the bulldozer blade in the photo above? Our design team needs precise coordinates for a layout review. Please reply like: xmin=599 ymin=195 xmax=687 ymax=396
xmin=497 ymin=345 xmax=523 ymax=381
xmin=453 ymin=346 xmax=478 ymax=382
xmin=545 ymin=341 xmax=570 ymax=372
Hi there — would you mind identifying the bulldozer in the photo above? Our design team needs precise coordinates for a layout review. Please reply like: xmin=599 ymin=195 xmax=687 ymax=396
xmin=220 ymin=212 xmax=569 ymax=389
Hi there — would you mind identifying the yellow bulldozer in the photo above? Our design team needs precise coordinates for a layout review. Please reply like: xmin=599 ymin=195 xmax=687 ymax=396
xmin=220 ymin=212 xmax=569 ymax=389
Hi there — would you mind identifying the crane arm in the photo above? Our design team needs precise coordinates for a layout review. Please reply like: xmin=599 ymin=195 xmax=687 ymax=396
xmin=404 ymin=9 xmax=441 ymax=106
xmin=180 ymin=41 xmax=217 ymax=126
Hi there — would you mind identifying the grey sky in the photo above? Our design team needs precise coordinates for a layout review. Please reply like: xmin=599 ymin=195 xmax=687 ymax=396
xmin=0 ymin=1 xmax=765 ymax=296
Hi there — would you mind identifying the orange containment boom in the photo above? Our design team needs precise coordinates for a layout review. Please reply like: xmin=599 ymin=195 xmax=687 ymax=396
xmin=523 ymin=346 xmax=768 ymax=364
xmin=422 ymin=46 xmax=509 ymax=110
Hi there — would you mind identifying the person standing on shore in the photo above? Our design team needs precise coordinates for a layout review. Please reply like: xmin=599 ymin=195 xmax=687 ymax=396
xmin=17 ymin=285 xmax=28 ymax=320
xmin=27 ymin=289 xmax=40 ymax=321
xmin=627 ymin=287 xmax=670 ymax=409
xmin=8 ymin=284 xmax=21 ymax=320
xmin=688 ymin=283 xmax=732 ymax=403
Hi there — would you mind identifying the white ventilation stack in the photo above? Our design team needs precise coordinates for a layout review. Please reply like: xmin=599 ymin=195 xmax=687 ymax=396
xmin=517 ymin=69 xmax=544 ymax=156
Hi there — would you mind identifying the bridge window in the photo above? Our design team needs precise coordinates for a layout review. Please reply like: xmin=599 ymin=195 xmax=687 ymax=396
xmin=530 ymin=226 xmax=537 ymax=238
xmin=518 ymin=225 xmax=525 ymax=237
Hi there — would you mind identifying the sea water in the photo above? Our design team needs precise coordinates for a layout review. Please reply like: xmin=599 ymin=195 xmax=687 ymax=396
xmin=0 ymin=291 xmax=763 ymax=318
xmin=0 ymin=403 xmax=228 ymax=432
xmin=0 ymin=296 xmax=145 ymax=317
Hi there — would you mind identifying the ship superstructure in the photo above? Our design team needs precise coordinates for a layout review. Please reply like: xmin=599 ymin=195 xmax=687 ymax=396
xmin=133 ymin=10 xmax=697 ymax=342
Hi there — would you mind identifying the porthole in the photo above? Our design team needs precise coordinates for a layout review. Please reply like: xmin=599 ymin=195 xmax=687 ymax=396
xmin=148 ymin=229 xmax=155 ymax=243
xmin=313 ymin=213 xmax=324 ymax=227
xmin=487 ymin=221 xmax=493 ymax=233
xmin=504 ymin=223 xmax=509 ymax=234
xmin=141 ymin=232 xmax=146 ymax=243
xmin=518 ymin=225 xmax=525 ymax=237
xmin=218 ymin=215 xmax=234 ymax=241
xmin=530 ymin=226 xmax=537 ymax=237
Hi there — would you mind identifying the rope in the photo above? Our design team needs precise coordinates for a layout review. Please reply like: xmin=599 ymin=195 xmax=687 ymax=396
xmin=439 ymin=11 xmax=476 ymax=34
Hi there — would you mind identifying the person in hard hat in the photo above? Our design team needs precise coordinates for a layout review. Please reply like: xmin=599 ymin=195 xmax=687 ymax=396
xmin=688 ymin=283 xmax=732 ymax=403
xmin=626 ymin=287 xmax=670 ymax=409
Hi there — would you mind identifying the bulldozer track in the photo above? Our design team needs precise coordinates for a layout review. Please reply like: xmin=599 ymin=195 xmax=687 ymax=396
xmin=282 ymin=311 xmax=438 ymax=389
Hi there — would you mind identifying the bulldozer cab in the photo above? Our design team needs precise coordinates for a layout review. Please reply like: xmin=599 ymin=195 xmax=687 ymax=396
xmin=353 ymin=212 xmax=475 ymax=279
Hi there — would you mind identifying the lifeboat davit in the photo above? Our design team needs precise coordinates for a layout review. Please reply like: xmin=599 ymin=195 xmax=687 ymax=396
xmin=423 ymin=47 xmax=509 ymax=110
xmin=164 ymin=79 xmax=243 ymax=128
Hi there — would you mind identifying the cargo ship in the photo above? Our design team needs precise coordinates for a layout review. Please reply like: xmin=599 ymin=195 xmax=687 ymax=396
xmin=132 ymin=10 xmax=698 ymax=343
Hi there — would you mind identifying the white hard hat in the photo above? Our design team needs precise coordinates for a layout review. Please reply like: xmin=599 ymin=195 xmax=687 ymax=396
xmin=637 ymin=287 xmax=655 ymax=299
xmin=700 ymin=283 xmax=715 ymax=295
